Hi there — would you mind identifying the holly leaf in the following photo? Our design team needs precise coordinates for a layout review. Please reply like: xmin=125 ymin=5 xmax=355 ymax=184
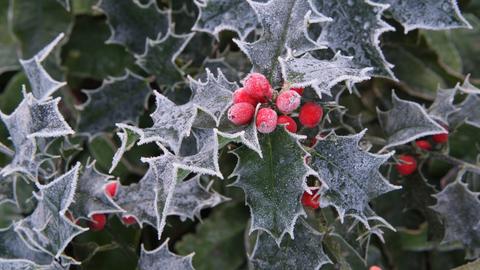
xmin=448 ymin=93 xmax=480 ymax=129
xmin=431 ymin=173 xmax=480 ymax=259
xmin=234 ymin=0 xmax=329 ymax=85
xmin=250 ymin=219 xmax=331 ymax=270
xmin=312 ymin=0 xmax=395 ymax=78
xmin=136 ymin=30 xmax=193 ymax=87
xmin=0 ymin=0 xmax=19 ymax=75
xmin=96 ymin=0 xmax=170 ymax=54
xmin=310 ymin=130 xmax=399 ymax=221
xmin=68 ymin=161 xmax=124 ymax=220
xmin=189 ymin=69 xmax=237 ymax=126
xmin=56 ymin=0 xmax=70 ymax=11
xmin=139 ymin=240 xmax=194 ymax=270
xmin=428 ymin=87 xmax=459 ymax=125
xmin=0 ymin=92 xmax=74 ymax=177
xmin=16 ymin=164 xmax=88 ymax=258
xmin=76 ymin=72 xmax=151 ymax=137
xmin=377 ymin=0 xmax=471 ymax=33
xmin=377 ymin=92 xmax=447 ymax=149
xmin=279 ymin=52 xmax=371 ymax=97
xmin=109 ymin=125 xmax=140 ymax=173
xmin=231 ymin=128 xmax=312 ymax=244
xmin=192 ymin=0 xmax=258 ymax=40
xmin=19 ymin=34 xmax=66 ymax=100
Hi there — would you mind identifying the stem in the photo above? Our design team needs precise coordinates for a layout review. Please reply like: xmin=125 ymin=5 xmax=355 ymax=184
xmin=430 ymin=152 xmax=480 ymax=175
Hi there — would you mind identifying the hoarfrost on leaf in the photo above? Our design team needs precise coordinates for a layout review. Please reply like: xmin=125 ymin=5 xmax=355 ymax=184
xmin=428 ymin=87 xmax=459 ymax=125
xmin=138 ymin=240 xmax=194 ymax=270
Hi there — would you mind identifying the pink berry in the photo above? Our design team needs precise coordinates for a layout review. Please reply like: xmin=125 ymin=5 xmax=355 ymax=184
xmin=290 ymin=87 xmax=304 ymax=95
xmin=395 ymin=155 xmax=417 ymax=176
xmin=415 ymin=140 xmax=432 ymax=151
xmin=122 ymin=215 xmax=137 ymax=225
xmin=105 ymin=181 xmax=118 ymax=198
xmin=89 ymin=214 xmax=107 ymax=231
xmin=277 ymin=115 xmax=297 ymax=133
xmin=244 ymin=73 xmax=272 ymax=102
xmin=233 ymin=87 xmax=257 ymax=106
xmin=369 ymin=266 xmax=382 ymax=270
xmin=228 ymin=103 xmax=255 ymax=126
xmin=432 ymin=132 xmax=448 ymax=144
xmin=276 ymin=90 xmax=301 ymax=114
xmin=299 ymin=102 xmax=323 ymax=128
xmin=256 ymin=108 xmax=278 ymax=134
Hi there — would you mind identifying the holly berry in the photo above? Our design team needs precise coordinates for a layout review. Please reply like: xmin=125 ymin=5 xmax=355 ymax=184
xmin=395 ymin=155 xmax=417 ymax=176
xmin=432 ymin=132 xmax=448 ymax=144
xmin=277 ymin=115 xmax=297 ymax=133
xmin=89 ymin=214 xmax=107 ymax=231
xmin=233 ymin=87 xmax=257 ymax=106
xmin=299 ymin=102 xmax=323 ymax=128
xmin=228 ymin=103 xmax=255 ymax=125
xmin=276 ymin=90 xmax=301 ymax=114
xmin=301 ymin=188 xmax=320 ymax=209
xmin=415 ymin=140 xmax=432 ymax=151
xmin=256 ymin=108 xmax=278 ymax=134
xmin=122 ymin=215 xmax=137 ymax=225
xmin=104 ymin=181 xmax=118 ymax=198
xmin=290 ymin=87 xmax=304 ymax=96
xmin=243 ymin=73 xmax=273 ymax=102
xmin=369 ymin=266 xmax=382 ymax=270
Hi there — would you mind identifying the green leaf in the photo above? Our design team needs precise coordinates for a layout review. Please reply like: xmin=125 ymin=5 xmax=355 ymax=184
xmin=192 ymin=0 xmax=258 ymax=40
xmin=421 ymin=30 xmax=463 ymax=74
xmin=250 ymin=219 xmax=331 ymax=269
xmin=96 ymin=0 xmax=170 ymax=54
xmin=312 ymin=0 xmax=395 ymax=78
xmin=56 ymin=0 xmax=70 ymax=11
xmin=310 ymin=131 xmax=399 ymax=221
xmin=448 ymin=14 xmax=480 ymax=80
xmin=77 ymin=72 xmax=151 ymax=136
xmin=0 ymin=0 xmax=19 ymax=74
xmin=453 ymin=259 xmax=480 ymax=270
xmin=377 ymin=92 xmax=447 ymax=149
xmin=231 ymin=128 xmax=312 ymax=243
xmin=234 ymin=0 xmax=329 ymax=85
xmin=139 ymin=240 xmax=193 ymax=270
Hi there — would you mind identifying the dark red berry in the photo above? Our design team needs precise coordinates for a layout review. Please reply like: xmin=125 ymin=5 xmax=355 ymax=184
xmin=233 ymin=87 xmax=257 ymax=106
xmin=432 ymin=132 xmax=448 ymax=144
xmin=415 ymin=140 xmax=432 ymax=151
xmin=276 ymin=90 xmax=301 ymax=114
xmin=228 ymin=103 xmax=255 ymax=125
xmin=89 ymin=214 xmax=107 ymax=231
xmin=277 ymin=115 xmax=297 ymax=133
xmin=301 ymin=188 xmax=320 ymax=209
xmin=244 ymin=73 xmax=272 ymax=102
xmin=395 ymin=155 xmax=417 ymax=176
xmin=122 ymin=215 xmax=136 ymax=225
xmin=290 ymin=87 xmax=304 ymax=96
xmin=256 ymin=108 xmax=278 ymax=134
xmin=299 ymin=102 xmax=323 ymax=128
xmin=105 ymin=181 xmax=118 ymax=198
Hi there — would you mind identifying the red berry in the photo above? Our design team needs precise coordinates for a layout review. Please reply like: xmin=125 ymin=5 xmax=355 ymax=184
xmin=256 ymin=108 xmax=278 ymax=134
xmin=301 ymin=188 xmax=320 ymax=209
xmin=233 ymin=87 xmax=257 ymax=106
xmin=395 ymin=155 xmax=417 ymax=176
xmin=276 ymin=90 xmax=301 ymax=114
xmin=89 ymin=214 xmax=107 ymax=231
xmin=299 ymin=102 xmax=323 ymax=128
xmin=308 ymin=137 xmax=318 ymax=147
xmin=244 ymin=73 xmax=272 ymax=102
xmin=369 ymin=266 xmax=382 ymax=270
xmin=122 ymin=215 xmax=137 ymax=225
xmin=105 ymin=181 xmax=118 ymax=198
xmin=432 ymin=132 xmax=448 ymax=144
xmin=228 ymin=103 xmax=255 ymax=126
xmin=290 ymin=87 xmax=304 ymax=96
xmin=277 ymin=115 xmax=297 ymax=133
xmin=415 ymin=140 xmax=432 ymax=151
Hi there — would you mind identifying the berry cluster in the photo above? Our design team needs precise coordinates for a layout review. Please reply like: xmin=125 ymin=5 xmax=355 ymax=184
xmin=228 ymin=73 xmax=323 ymax=134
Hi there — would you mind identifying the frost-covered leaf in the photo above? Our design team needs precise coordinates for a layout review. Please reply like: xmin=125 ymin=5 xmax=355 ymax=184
xmin=56 ymin=0 xmax=70 ymax=11
xmin=428 ymin=87 xmax=459 ymax=125
xmin=189 ymin=69 xmax=237 ymax=126
xmin=77 ymin=72 xmax=151 ymax=136
xmin=139 ymin=240 xmax=194 ymax=270
xmin=377 ymin=92 xmax=447 ymax=149
xmin=0 ymin=92 xmax=74 ymax=176
xmin=136 ymin=30 xmax=193 ymax=87
xmin=109 ymin=125 xmax=140 ymax=173
xmin=192 ymin=0 xmax=258 ymax=40
xmin=448 ymin=81 xmax=480 ymax=128
xmin=377 ymin=0 xmax=471 ymax=33
xmin=68 ymin=161 xmax=123 ymax=220
xmin=169 ymin=175 xmax=228 ymax=220
xmin=279 ymin=52 xmax=371 ymax=97
xmin=0 ymin=176 xmax=15 ymax=206
xmin=20 ymin=34 xmax=66 ymax=100
xmin=431 ymin=174 xmax=480 ymax=259
xmin=231 ymin=128 xmax=312 ymax=243
xmin=312 ymin=0 xmax=395 ymax=78
xmin=96 ymin=0 xmax=170 ymax=54
xmin=250 ymin=219 xmax=331 ymax=270
xmin=16 ymin=164 xmax=87 ymax=258
xmin=310 ymin=131 xmax=399 ymax=221
xmin=234 ymin=0 xmax=329 ymax=85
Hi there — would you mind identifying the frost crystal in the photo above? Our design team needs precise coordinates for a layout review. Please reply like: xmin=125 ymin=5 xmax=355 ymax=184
xmin=139 ymin=240 xmax=194 ymax=270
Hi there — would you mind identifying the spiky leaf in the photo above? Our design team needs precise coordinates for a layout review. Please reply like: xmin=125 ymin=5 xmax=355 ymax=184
xmin=428 ymin=87 xmax=459 ymax=125
xmin=448 ymin=93 xmax=480 ymax=129
xmin=139 ymin=240 xmax=194 ymax=270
